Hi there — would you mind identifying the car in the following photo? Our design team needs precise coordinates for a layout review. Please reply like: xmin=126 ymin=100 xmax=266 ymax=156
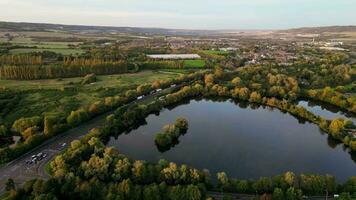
xmin=137 ymin=96 xmax=143 ymax=100
xmin=156 ymin=88 xmax=162 ymax=92
xmin=37 ymin=152 xmax=43 ymax=157
xmin=170 ymin=84 xmax=176 ymax=88
xmin=31 ymin=155 xmax=36 ymax=159
xmin=62 ymin=143 xmax=67 ymax=147
xmin=43 ymin=153 xmax=47 ymax=158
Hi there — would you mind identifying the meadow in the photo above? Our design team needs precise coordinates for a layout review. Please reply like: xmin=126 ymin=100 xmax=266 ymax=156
xmin=200 ymin=50 xmax=229 ymax=55
xmin=183 ymin=59 xmax=206 ymax=68
xmin=0 ymin=71 xmax=176 ymax=125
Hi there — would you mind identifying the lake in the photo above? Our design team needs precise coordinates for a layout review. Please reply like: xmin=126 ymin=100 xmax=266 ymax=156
xmin=108 ymin=99 xmax=356 ymax=181
xmin=298 ymin=100 xmax=356 ymax=124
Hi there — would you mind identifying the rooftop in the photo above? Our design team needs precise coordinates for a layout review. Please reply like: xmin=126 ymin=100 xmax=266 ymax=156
xmin=147 ymin=54 xmax=201 ymax=59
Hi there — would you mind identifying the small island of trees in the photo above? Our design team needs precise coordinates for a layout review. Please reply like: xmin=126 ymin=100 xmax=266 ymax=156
xmin=155 ymin=118 xmax=189 ymax=152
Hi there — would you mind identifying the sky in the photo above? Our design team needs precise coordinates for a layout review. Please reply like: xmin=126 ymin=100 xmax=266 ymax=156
xmin=0 ymin=0 xmax=355 ymax=30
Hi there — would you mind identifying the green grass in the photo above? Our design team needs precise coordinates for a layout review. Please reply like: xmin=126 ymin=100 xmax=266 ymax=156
xmin=0 ymin=71 xmax=175 ymax=90
xmin=0 ymin=71 xmax=176 ymax=125
xmin=10 ymin=48 xmax=84 ymax=55
xmin=184 ymin=59 xmax=206 ymax=68
xmin=200 ymin=50 xmax=229 ymax=55
xmin=45 ymin=162 xmax=53 ymax=175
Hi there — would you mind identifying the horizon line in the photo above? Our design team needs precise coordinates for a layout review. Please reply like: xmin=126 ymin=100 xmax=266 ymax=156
xmin=1 ymin=20 xmax=355 ymax=32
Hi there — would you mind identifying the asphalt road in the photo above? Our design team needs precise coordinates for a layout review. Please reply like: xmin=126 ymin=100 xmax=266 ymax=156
xmin=0 ymin=111 xmax=110 ymax=193
xmin=0 ymin=85 xmax=178 ymax=194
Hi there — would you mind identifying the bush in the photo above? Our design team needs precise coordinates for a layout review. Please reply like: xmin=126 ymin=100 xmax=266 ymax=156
xmin=12 ymin=116 xmax=43 ymax=134
xmin=66 ymin=109 xmax=90 ymax=127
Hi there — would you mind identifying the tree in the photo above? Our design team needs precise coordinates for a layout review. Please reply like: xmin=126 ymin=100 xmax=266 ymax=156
xmin=285 ymin=187 xmax=302 ymax=200
xmin=22 ymin=126 xmax=40 ymax=140
xmin=186 ymin=185 xmax=202 ymax=200
xmin=118 ymin=179 xmax=133 ymax=199
xmin=143 ymin=184 xmax=161 ymax=200
xmin=231 ymin=77 xmax=242 ymax=86
xmin=5 ymin=178 xmax=15 ymax=191
xmin=204 ymin=74 xmax=214 ymax=85
xmin=12 ymin=116 xmax=42 ymax=133
xmin=329 ymin=119 xmax=345 ymax=137
xmin=273 ymin=188 xmax=284 ymax=200
xmin=67 ymin=109 xmax=90 ymax=127
xmin=151 ymin=80 xmax=161 ymax=89
xmin=284 ymin=171 xmax=295 ymax=187
xmin=214 ymin=67 xmax=224 ymax=79
xmin=217 ymin=172 xmax=229 ymax=191
xmin=253 ymin=177 xmax=273 ymax=194
xmin=249 ymin=91 xmax=262 ymax=103
xmin=0 ymin=125 xmax=10 ymax=137
xmin=175 ymin=118 xmax=189 ymax=131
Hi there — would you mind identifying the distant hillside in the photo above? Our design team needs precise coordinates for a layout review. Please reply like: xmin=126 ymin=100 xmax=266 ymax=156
xmin=0 ymin=21 xmax=218 ymax=36
xmin=1 ymin=21 xmax=355 ymax=36
xmin=280 ymin=26 xmax=356 ymax=34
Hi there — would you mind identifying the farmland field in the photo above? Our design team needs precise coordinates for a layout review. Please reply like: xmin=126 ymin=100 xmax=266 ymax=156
xmin=201 ymin=50 xmax=229 ymax=55
xmin=9 ymin=48 xmax=84 ymax=55
xmin=183 ymin=59 xmax=206 ymax=68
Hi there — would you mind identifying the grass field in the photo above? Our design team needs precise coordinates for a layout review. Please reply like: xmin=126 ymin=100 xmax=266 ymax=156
xmin=200 ymin=50 xmax=229 ymax=55
xmin=1 ymin=33 xmax=85 ymax=55
xmin=0 ymin=71 xmax=176 ymax=125
xmin=10 ymin=48 xmax=84 ymax=55
xmin=184 ymin=59 xmax=206 ymax=68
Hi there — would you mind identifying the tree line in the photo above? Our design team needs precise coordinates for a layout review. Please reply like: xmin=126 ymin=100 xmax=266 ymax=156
xmin=0 ymin=72 xmax=204 ymax=164
xmin=216 ymin=171 xmax=355 ymax=199
xmin=5 ymin=137 xmax=209 ymax=200
xmin=0 ymin=55 xmax=42 ymax=65
xmin=4 ymin=72 xmax=356 ymax=199
xmin=0 ymin=62 xmax=128 ymax=80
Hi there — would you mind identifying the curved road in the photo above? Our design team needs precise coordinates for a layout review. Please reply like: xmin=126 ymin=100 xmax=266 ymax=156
xmin=0 ymin=111 xmax=111 ymax=193
xmin=0 ymin=85 xmax=179 ymax=193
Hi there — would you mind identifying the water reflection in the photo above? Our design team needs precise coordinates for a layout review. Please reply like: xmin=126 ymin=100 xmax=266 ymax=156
xmin=297 ymin=100 xmax=356 ymax=124
xmin=108 ymin=99 xmax=356 ymax=181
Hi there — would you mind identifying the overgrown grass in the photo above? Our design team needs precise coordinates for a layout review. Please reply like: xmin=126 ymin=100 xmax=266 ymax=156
xmin=0 ymin=71 xmax=176 ymax=125
xmin=45 ymin=161 xmax=53 ymax=175
xmin=10 ymin=48 xmax=84 ymax=55
xmin=200 ymin=50 xmax=229 ymax=55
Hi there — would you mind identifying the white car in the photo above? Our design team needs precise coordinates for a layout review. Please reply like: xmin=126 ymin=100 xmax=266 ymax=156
xmin=62 ymin=143 xmax=67 ymax=147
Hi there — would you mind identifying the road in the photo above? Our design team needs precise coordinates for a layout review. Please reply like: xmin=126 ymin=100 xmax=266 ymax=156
xmin=0 ymin=85 xmax=178 ymax=194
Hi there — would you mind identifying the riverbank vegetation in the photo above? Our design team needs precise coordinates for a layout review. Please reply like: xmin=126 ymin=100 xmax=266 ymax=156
xmin=1 ymin=29 xmax=356 ymax=199
xmin=3 ymin=136 xmax=355 ymax=200
xmin=0 ymin=72 xmax=203 ymax=164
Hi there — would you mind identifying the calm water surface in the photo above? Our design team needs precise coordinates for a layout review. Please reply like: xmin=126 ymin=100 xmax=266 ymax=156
xmin=298 ymin=100 xmax=356 ymax=124
xmin=109 ymin=99 xmax=356 ymax=181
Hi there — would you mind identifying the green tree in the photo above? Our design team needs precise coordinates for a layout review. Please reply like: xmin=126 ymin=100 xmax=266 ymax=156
xmin=272 ymin=188 xmax=284 ymax=200
xmin=5 ymin=178 xmax=15 ymax=191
